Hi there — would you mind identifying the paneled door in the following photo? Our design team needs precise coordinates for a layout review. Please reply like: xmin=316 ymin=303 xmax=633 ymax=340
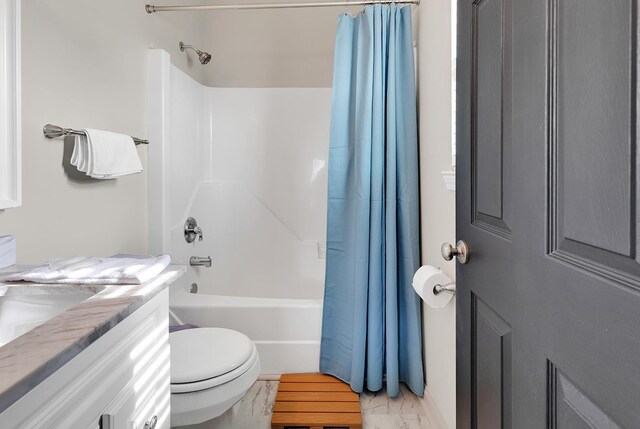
xmin=456 ymin=0 xmax=640 ymax=427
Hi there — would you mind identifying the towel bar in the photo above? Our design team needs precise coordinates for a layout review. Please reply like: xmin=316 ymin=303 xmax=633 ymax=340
xmin=43 ymin=124 xmax=149 ymax=145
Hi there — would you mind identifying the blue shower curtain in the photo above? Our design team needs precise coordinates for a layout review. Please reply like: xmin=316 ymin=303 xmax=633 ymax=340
xmin=320 ymin=4 xmax=424 ymax=397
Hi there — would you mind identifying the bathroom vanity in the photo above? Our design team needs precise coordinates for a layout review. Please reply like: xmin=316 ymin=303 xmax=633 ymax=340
xmin=0 ymin=266 xmax=185 ymax=428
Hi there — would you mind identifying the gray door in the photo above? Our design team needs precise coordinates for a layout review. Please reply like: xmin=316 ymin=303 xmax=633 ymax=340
xmin=456 ymin=0 xmax=640 ymax=427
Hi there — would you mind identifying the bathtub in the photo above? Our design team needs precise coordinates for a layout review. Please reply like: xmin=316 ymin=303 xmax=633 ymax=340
xmin=169 ymin=281 xmax=323 ymax=375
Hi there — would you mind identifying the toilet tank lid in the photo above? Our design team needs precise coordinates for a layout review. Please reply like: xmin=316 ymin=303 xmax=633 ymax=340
xmin=169 ymin=327 xmax=254 ymax=384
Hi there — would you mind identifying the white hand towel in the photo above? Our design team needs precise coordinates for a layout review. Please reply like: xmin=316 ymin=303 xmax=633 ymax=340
xmin=71 ymin=134 xmax=89 ymax=173
xmin=0 ymin=255 xmax=171 ymax=285
xmin=71 ymin=129 xmax=142 ymax=179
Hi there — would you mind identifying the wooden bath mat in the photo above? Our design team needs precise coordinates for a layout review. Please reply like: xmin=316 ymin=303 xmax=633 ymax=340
xmin=271 ymin=373 xmax=362 ymax=429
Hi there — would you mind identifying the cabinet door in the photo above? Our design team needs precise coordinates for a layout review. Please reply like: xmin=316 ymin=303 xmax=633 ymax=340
xmin=99 ymin=339 xmax=170 ymax=429
xmin=0 ymin=290 xmax=169 ymax=428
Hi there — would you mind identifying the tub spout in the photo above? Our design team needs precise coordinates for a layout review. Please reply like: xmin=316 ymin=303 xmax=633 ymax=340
xmin=190 ymin=256 xmax=212 ymax=268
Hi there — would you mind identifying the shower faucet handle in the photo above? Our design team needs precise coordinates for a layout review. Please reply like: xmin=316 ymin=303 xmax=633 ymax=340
xmin=193 ymin=225 xmax=203 ymax=241
xmin=184 ymin=217 xmax=203 ymax=243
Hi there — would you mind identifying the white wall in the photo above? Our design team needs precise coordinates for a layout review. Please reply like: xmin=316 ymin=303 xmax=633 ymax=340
xmin=200 ymin=7 xmax=341 ymax=87
xmin=416 ymin=0 xmax=456 ymax=428
xmin=0 ymin=0 xmax=207 ymax=263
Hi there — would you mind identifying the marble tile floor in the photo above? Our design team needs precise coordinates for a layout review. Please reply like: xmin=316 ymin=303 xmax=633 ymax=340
xmin=181 ymin=380 xmax=448 ymax=429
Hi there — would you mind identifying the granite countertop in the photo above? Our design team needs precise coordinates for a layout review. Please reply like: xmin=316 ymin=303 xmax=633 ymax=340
xmin=0 ymin=265 xmax=186 ymax=414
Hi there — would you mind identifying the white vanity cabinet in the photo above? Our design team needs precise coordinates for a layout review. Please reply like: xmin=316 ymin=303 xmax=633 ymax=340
xmin=0 ymin=289 xmax=171 ymax=429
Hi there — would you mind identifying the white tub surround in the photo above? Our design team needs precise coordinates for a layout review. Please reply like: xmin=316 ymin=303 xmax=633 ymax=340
xmin=147 ymin=50 xmax=329 ymax=375
xmin=0 ymin=265 xmax=185 ymax=417
xmin=148 ymin=50 xmax=330 ymax=299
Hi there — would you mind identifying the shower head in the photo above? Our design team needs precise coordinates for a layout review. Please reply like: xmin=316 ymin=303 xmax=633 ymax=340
xmin=179 ymin=41 xmax=212 ymax=65
xmin=199 ymin=51 xmax=212 ymax=65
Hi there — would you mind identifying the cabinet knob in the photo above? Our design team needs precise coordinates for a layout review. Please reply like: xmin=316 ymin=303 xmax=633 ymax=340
xmin=100 ymin=414 xmax=114 ymax=429
xmin=144 ymin=415 xmax=158 ymax=429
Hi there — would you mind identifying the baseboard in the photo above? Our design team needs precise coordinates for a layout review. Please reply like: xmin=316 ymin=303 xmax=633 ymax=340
xmin=258 ymin=374 xmax=281 ymax=381
xmin=419 ymin=385 xmax=450 ymax=429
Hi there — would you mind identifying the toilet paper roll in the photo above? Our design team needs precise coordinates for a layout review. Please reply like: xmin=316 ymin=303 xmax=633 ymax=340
xmin=412 ymin=265 xmax=454 ymax=308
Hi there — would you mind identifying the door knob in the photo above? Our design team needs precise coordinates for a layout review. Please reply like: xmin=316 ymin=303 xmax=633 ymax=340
xmin=441 ymin=240 xmax=470 ymax=264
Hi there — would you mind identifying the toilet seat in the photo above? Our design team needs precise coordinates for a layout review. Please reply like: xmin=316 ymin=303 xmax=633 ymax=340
xmin=170 ymin=327 xmax=258 ymax=393
xmin=169 ymin=327 xmax=262 ymax=427
xmin=171 ymin=344 xmax=259 ymax=393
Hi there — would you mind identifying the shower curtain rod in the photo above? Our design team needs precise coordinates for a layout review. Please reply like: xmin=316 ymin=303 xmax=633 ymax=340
xmin=145 ymin=0 xmax=419 ymax=13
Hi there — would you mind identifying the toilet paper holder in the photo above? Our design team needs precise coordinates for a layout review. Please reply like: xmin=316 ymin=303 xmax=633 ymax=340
xmin=433 ymin=282 xmax=456 ymax=296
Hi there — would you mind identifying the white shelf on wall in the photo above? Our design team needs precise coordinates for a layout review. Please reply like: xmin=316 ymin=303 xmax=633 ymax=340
xmin=441 ymin=170 xmax=455 ymax=192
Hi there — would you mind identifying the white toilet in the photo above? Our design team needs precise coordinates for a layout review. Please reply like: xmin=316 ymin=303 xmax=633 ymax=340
xmin=169 ymin=327 xmax=261 ymax=427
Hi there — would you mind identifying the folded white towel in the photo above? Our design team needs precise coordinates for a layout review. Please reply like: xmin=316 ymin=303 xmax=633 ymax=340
xmin=71 ymin=129 xmax=143 ymax=179
xmin=0 ymin=255 xmax=171 ymax=285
